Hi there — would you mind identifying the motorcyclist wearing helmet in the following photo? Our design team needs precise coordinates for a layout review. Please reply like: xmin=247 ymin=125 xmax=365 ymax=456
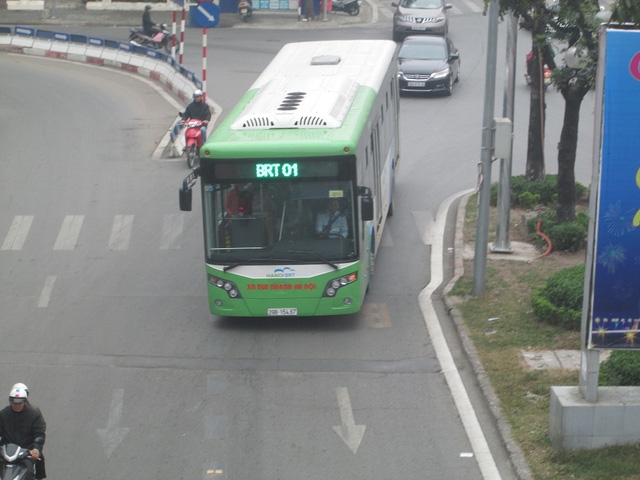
xmin=0 ymin=383 xmax=47 ymax=480
xmin=142 ymin=4 xmax=160 ymax=37
xmin=181 ymin=89 xmax=212 ymax=143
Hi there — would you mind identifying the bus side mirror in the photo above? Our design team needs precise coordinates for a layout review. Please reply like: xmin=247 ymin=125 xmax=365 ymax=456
xmin=179 ymin=168 xmax=200 ymax=212
xmin=179 ymin=187 xmax=192 ymax=211
xmin=359 ymin=185 xmax=373 ymax=221
xmin=361 ymin=196 xmax=373 ymax=221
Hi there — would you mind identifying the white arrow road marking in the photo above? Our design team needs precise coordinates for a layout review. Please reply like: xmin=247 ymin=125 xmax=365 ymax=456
xmin=332 ymin=387 xmax=366 ymax=454
xmin=197 ymin=4 xmax=215 ymax=21
xmin=97 ymin=389 xmax=130 ymax=459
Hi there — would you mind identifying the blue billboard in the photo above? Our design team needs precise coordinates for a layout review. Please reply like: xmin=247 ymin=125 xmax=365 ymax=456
xmin=589 ymin=29 xmax=640 ymax=349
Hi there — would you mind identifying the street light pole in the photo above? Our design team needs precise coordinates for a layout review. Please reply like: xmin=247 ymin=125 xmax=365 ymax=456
xmin=492 ymin=12 xmax=518 ymax=253
xmin=472 ymin=0 xmax=499 ymax=295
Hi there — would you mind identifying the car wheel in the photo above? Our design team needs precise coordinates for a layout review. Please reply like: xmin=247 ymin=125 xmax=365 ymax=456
xmin=455 ymin=65 xmax=460 ymax=83
xmin=445 ymin=76 xmax=453 ymax=96
xmin=393 ymin=31 xmax=402 ymax=42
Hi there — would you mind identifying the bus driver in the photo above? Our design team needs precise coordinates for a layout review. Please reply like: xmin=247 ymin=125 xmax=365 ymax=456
xmin=316 ymin=198 xmax=348 ymax=238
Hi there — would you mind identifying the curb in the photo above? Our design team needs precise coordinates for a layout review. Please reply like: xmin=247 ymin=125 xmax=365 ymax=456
xmin=443 ymin=191 xmax=534 ymax=480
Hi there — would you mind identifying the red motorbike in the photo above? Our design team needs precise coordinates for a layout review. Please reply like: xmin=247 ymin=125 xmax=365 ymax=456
xmin=181 ymin=118 xmax=205 ymax=168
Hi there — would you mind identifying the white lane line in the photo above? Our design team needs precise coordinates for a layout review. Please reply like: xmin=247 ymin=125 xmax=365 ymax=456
xmin=460 ymin=0 xmax=483 ymax=13
xmin=419 ymin=188 xmax=501 ymax=480
xmin=38 ymin=275 xmax=57 ymax=308
xmin=160 ymin=213 xmax=184 ymax=250
xmin=108 ymin=215 xmax=134 ymax=251
xmin=2 ymin=215 xmax=33 ymax=251
xmin=53 ymin=215 xmax=84 ymax=250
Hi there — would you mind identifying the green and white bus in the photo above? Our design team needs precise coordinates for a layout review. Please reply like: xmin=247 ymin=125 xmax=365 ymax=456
xmin=179 ymin=40 xmax=400 ymax=317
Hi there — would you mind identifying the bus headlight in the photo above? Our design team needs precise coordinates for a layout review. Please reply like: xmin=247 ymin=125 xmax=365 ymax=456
xmin=323 ymin=272 xmax=357 ymax=298
xmin=209 ymin=274 xmax=242 ymax=299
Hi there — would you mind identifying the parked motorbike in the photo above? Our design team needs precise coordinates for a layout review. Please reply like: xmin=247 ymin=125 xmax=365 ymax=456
xmin=332 ymin=0 xmax=361 ymax=15
xmin=238 ymin=0 xmax=253 ymax=21
xmin=0 ymin=443 xmax=35 ymax=480
xmin=128 ymin=24 xmax=171 ymax=53
xmin=180 ymin=116 xmax=206 ymax=168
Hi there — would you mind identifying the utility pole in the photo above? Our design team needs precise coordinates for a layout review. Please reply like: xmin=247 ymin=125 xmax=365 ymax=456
xmin=492 ymin=13 xmax=518 ymax=253
xmin=472 ymin=0 xmax=499 ymax=295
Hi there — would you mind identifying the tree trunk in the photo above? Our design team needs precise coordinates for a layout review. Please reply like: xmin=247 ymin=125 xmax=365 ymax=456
xmin=526 ymin=20 xmax=546 ymax=181
xmin=556 ymin=77 xmax=590 ymax=223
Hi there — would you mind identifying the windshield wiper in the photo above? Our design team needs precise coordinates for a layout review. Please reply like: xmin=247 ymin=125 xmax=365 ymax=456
xmin=223 ymin=257 xmax=291 ymax=272
xmin=285 ymin=250 xmax=339 ymax=270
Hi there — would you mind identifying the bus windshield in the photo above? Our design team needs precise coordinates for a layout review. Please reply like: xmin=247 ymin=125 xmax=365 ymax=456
xmin=202 ymin=178 xmax=358 ymax=265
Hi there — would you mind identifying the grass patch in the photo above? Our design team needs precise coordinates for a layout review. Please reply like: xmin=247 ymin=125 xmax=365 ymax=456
xmin=448 ymin=193 xmax=640 ymax=480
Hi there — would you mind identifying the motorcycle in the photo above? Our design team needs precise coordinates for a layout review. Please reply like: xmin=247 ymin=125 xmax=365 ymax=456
xmin=238 ymin=0 xmax=253 ymax=21
xmin=525 ymin=51 xmax=552 ymax=91
xmin=0 ymin=443 xmax=35 ymax=480
xmin=128 ymin=23 xmax=171 ymax=53
xmin=180 ymin=117 xmax=206 ymax=168
xmin=332 ymin=0 xmax=361 ymax=15
xmin=524 ymin=63 xmax=552 ymax=90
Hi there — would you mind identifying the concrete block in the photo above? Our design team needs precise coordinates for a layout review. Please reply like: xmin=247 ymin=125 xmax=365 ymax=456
xmin=550 ymin=386 xmax=640 ymax=450
xmin=101 ymin=50 xmax=118 ymax=61
xmin=12 ymin=36 xmax=35 ymax=47
xmin=68 ymin=45 xmax=87 ymax=55
xmin=593 ymin=404 xmax=625 ymax=436
xmin=7 ymin=0 xmax=45 ymax=10
xmin=50 ymin=43 xmax=69 ymax=53
xmin=623 ymin=404 xmax=640 ymax=437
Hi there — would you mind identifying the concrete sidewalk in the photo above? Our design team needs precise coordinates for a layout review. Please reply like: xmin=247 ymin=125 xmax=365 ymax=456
xmin=0 ymin=0 xmax=375 ymax=28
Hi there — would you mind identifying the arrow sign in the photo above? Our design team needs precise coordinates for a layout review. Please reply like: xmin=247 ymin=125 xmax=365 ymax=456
xmin=97 ymin=389 xmax=130 ymax=458
xmin=194 ymin=2 xmax=219 ymax=27
xmin=332 ymin=387 xmax=366 ymax=454
xmin=197 ymin=4 xmax=215 ymax=21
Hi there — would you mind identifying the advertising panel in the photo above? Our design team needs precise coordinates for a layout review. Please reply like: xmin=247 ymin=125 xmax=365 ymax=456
xmin=589 ymin=29 xmax=640 ymax=349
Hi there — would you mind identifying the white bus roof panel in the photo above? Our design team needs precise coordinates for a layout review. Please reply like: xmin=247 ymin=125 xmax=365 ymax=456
xmin=230 ymin=40 xmax=397 ymax=131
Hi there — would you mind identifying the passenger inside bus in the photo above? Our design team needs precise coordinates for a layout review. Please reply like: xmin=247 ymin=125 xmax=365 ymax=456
xmin=224 ymin=184 xmax=246 ymax=217
xmin=315 ymin=198 xmax=349 ymax=239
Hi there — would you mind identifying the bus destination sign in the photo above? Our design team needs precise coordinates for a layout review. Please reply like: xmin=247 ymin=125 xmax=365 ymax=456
xmin=212 ymin=159 xmax=342 ymax=181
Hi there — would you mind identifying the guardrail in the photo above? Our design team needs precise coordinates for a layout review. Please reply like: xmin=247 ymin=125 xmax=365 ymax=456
xmin=0 ymin=25 xmax=202 ymax=102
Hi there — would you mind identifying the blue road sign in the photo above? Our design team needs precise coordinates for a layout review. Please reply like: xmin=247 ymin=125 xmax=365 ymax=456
xmin=193 ymin=2 xmax=220 ymax=27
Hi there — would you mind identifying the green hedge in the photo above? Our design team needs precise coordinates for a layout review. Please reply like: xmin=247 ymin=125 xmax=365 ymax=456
xmin=531 ymin=264 xmax=584 ymax=330
xmin=526 ymin=211 xmax=589 ymax=252
xmin=490 ymin=174 xmax=588 ymax=208
xmin=600 ymin=351 xmax=640 ymax=386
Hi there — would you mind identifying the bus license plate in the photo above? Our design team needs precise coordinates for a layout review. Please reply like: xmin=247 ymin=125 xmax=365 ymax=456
xmin=408 ymin=82 xmax=425 ymax=87
xmin=267 ymin=308 xmax=298 ymax=316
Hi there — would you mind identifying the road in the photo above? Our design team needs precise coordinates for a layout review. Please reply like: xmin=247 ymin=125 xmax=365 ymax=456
xmin=0 ymin=1 xmax=599 ymax=477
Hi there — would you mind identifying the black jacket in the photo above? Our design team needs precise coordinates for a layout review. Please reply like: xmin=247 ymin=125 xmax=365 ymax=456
xmin=183 ymin=100 xmax=211 ymax=122
xmin=142 ymin=11 xmax=155 ymax=36
xmin=0 ymin=404 xmax=46 ymax=452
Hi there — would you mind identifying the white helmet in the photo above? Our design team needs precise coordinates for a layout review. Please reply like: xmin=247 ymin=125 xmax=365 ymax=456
xmin=193 ymin=89 xmax=203 ymax=97
xmin=9 ymin=384 xmax=28 ymax=403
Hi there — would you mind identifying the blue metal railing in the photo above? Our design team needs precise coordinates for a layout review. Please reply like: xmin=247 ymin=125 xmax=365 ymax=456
xmin=8 ymin=25 xmax=202 ymax=89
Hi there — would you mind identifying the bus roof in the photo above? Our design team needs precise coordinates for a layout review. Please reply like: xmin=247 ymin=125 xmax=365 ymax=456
xmin=203 ymin=40 xmax=398 ymax=158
